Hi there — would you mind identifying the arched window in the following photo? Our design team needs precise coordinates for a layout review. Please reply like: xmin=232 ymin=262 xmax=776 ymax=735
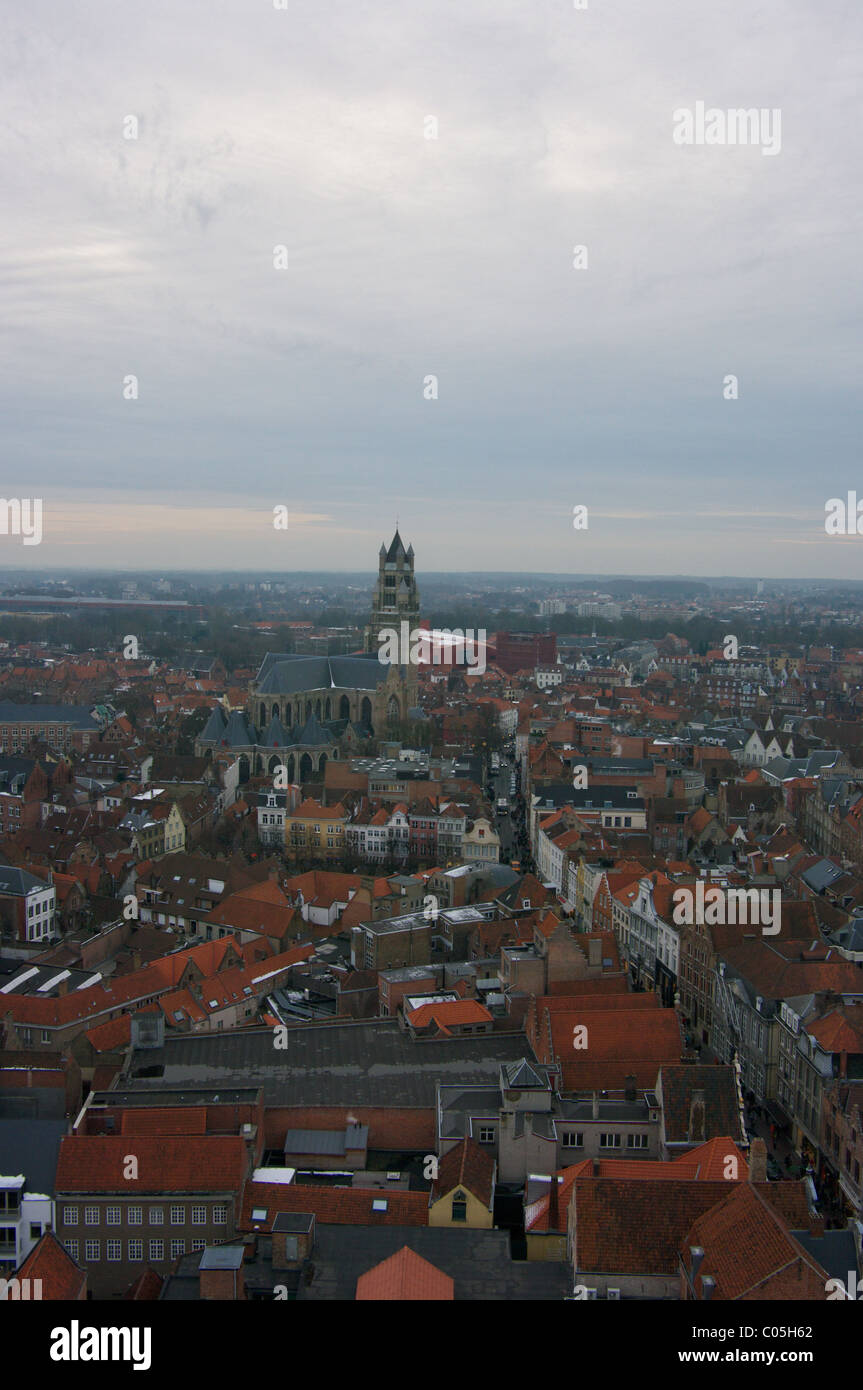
xmin=361 ymin=696 xmax=372 ymax=726
xmin=340 ymin=695 xmax=350 ymax=720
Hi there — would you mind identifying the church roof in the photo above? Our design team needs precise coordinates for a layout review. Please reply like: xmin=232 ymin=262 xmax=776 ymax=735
xmin=255 ymin=654 xmax=388 ymax=695
xmin=222 ymin=710 xmax=255 ymax=747
xmin=198 ymin=704 xmax=227 ymax=744
xmin=386 ymin=530 xmax=405 ymax=562
xmin=262 ymin=714 xmax=288 ymax=747
xmin=294 ymin=713 xmax=336 ymax=747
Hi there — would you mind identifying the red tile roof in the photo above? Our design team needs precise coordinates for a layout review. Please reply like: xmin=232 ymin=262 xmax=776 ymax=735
xmin=15 ymin=1230 xmax=86 ymax=1300
xmin=56 ymin=1136 xmax=248 ymax=1193
xmin=239 ymin=1179 xmax=429 ymax=1230
xmin=356 ymin=1245 xmax=454 ymax=1300
xmin=406 ymin=999 xmax=492 ymax=1030
xmin=682 ymin=1182 xmax=831 ymax=1300
xmin=432 ymin=1139 xmax=495 ymax=1208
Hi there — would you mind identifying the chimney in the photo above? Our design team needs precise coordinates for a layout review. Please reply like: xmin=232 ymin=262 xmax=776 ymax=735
xmin=624 ymin=1074 xmax=637 ymax=1103
xmin=748 ymin=1137 xmax=767 ymax=1184
xmin=689 ymin=1246 xmax=704 ymax=1282
xmin=548 ymin=1174 xmax=560 ymax=1232
xmin=587 ymin=936 xmax=602 ymax=969
xmin=198 ymin=1248 xmax=246 ymax=1301
xmin=592 ymin=1091 xmax=599 ymax=1120
xmin=701 ymin=1275 xmax=715 ymax=1300
xmin=688 ymin=1088 xmax=706 ymax=1142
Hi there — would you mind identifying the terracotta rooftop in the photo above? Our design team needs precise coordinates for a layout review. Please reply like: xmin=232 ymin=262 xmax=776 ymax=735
xmin=356 ymin=1245 xmax=454 ymax=1301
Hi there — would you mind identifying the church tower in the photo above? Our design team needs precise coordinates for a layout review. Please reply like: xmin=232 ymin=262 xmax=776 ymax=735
xmin=364 ymin=529 xmax=421 ymax=654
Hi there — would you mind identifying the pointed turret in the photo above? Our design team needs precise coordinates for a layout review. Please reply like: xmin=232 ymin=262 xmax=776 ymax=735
xmin=198 ymin=704 xmax=227 ymax=745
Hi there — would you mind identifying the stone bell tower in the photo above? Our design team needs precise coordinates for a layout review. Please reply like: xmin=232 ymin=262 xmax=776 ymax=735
xmin=364 ymin=529 xmax=421 ymax=655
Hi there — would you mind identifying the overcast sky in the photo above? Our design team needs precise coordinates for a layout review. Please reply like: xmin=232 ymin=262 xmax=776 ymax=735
xmin=1 ymin=0 xmax=861 ymax=576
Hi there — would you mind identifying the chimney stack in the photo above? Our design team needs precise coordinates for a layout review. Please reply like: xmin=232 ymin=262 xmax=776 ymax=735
xmin=591 ymin=1092 xmax=599 ymax=1120
xmin=624 ymin=1074 xmax=637 ymax=1103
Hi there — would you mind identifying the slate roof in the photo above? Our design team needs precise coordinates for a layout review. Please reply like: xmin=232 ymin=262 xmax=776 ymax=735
xmin=385 ymin=530 xmax=406 ymax=562
xmin=261 ymin=715 xmax=288 ymax=747
xmin=0 ymin=863 xmax=51 ymax=896
xmin=0 ymin=1117 xmax=68 ymax=1194
xmin=293 ymin=713 xmax=335 ymax=747
xmin=222 ymin=711 xmax=255 ymax=748
xmin=255 ymin=654 xmax=387 ymax=695
xmin=502 ymin=1059 xmax=547 ymax=1090
xmin=0 ymin=702 xmax=101 ymax=730
xmin=198 ymin=705 xmax=226 ymax=744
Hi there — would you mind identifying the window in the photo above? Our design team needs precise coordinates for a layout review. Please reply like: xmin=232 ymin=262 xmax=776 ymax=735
xmin=191 ymin=1238 xmax=206 ymax=1252
xmin=561 ymin=1132 xmax=583 ymax=1149
xmin=170 ymin=1239 xmax=185 ymax=1259
xmin=64 ymin=1240 xmax=79 ymax=1261
xmin=85 ymin=1240 xmax=100 ymax=1262
xmin=106 ymin=1207 xmax=121 ymax=1226
xmin=64 ymin=1206 xmax=78 ymax=1226
xmin=627 ymin=1134 xmax=649 ymax=1150
xmin=128 ymin=1239 xmax=143 ymax=1261
xmin=128 ymin=1207 xmax=142 ymax=1226
xmin=191 ymin=1206 xmax=207 ymax=1225
xmin=107 ymin=1240 xmax=122 ymax=1262
xmin=451 ymin=1191 xmax=467 ymax=1223
xmin=478 ymin=1127 xmax=495 ymax=1145
xmin=149 ymin=1240 xmax=164 ymax=1262
xmin=84 ymin=1206 xmax=99 ymax=1226
xmin=170 ymin=1205 xmax=185 ymax=1226
xmin=213 ymin=1205 xmax=227 ymax=1225
xmin=599 ymin=1134 xmax=622 ymax=1150
xmin=30 ymin=1223 xmax=42 ymax=1241
xmin=149 ymin=1207 xmax=164 ymax=1225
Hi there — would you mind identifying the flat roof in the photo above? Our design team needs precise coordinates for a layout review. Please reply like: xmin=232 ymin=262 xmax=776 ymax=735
xmin=128 ymin=1021 xmax=530 ymax=1109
